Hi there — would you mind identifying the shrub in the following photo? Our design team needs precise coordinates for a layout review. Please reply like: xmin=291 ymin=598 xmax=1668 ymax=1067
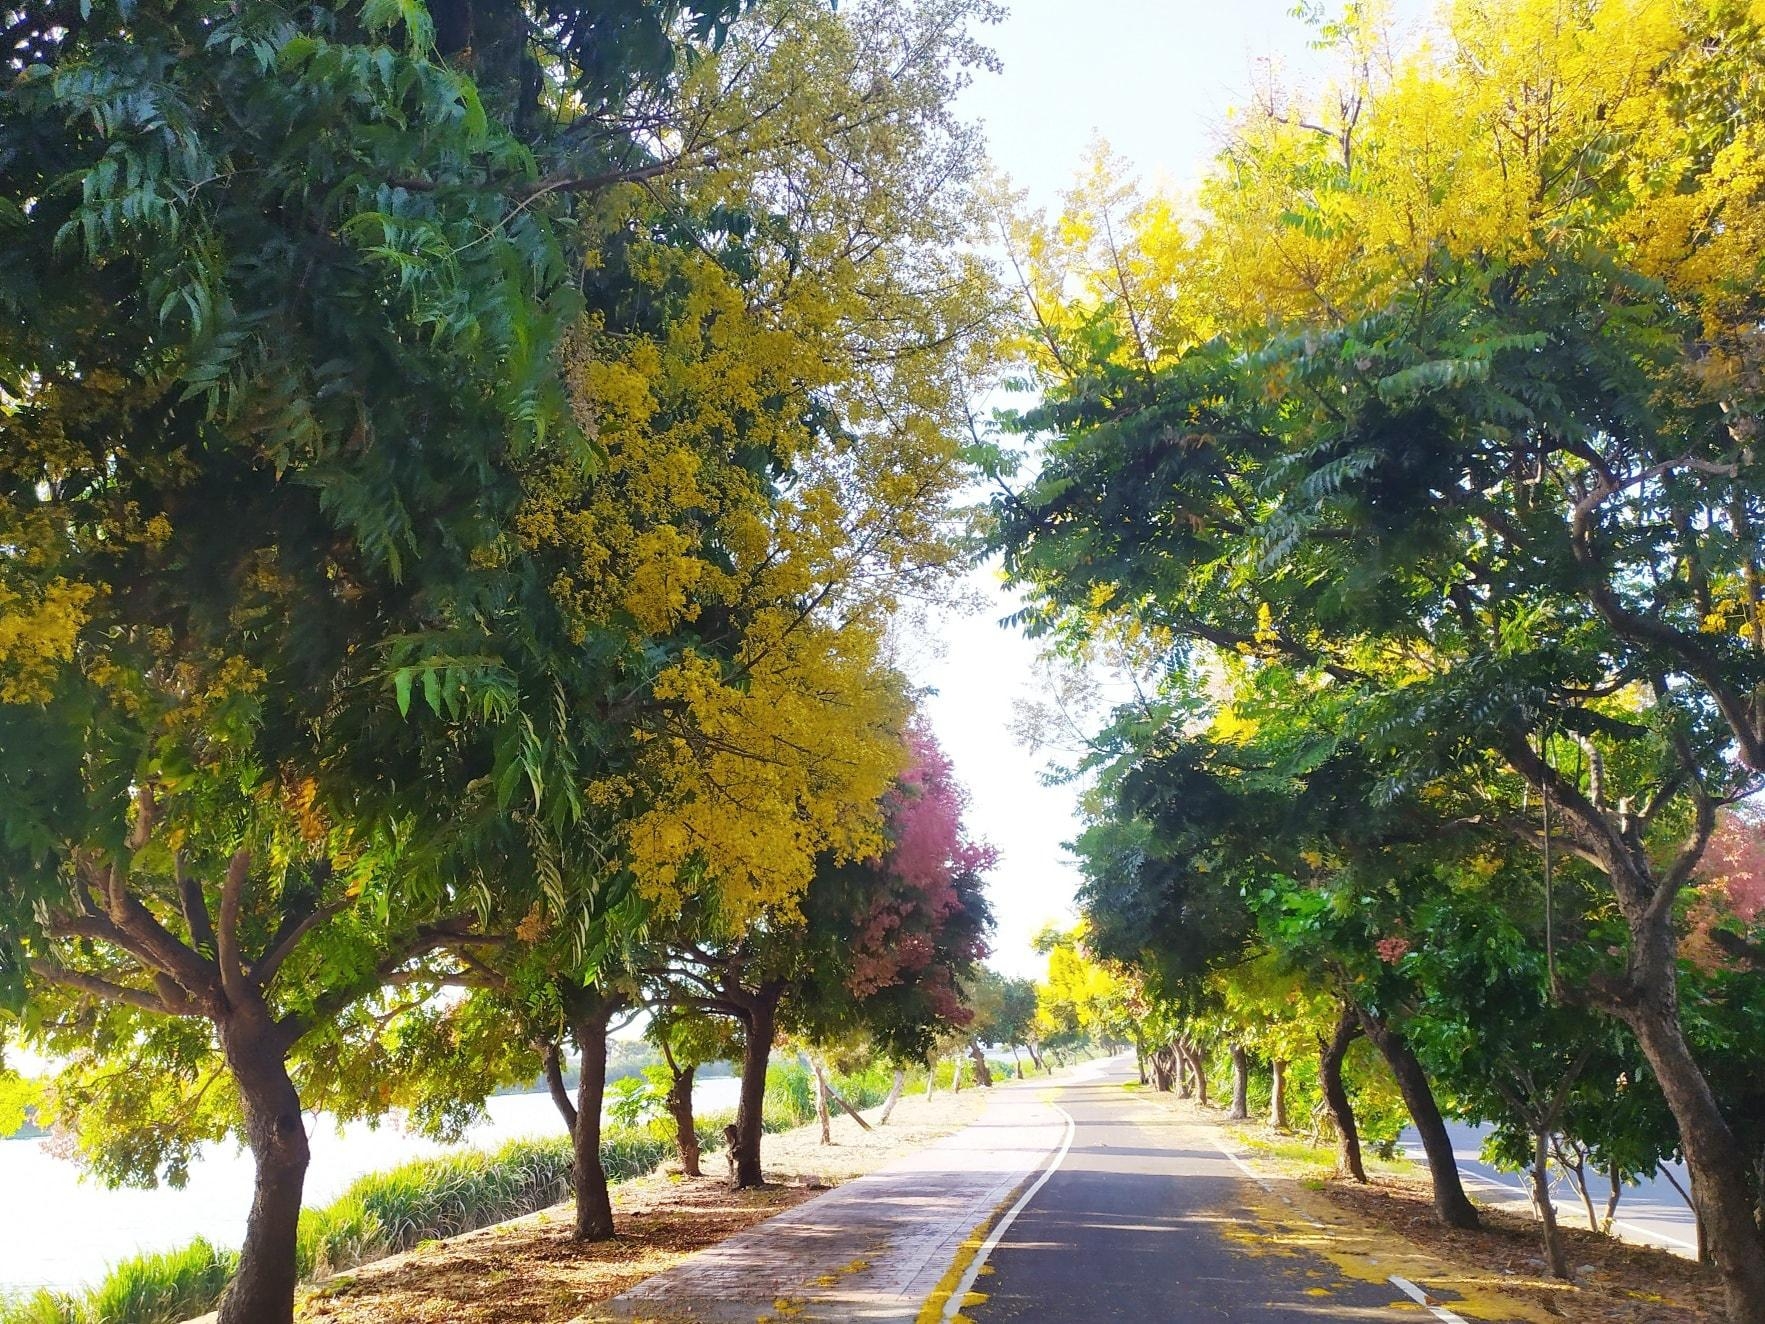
xmin=0 ymin=1239 xmax=235 ymax=1324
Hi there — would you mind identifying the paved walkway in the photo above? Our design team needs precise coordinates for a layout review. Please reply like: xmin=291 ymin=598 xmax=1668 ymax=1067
xmin=581 ymin=1068 xmax=1090 ymax=1323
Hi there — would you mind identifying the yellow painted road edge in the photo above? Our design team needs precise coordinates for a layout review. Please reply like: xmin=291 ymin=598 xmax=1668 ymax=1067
xmin=915 ymin=1097 xmax=1077 ymax=1324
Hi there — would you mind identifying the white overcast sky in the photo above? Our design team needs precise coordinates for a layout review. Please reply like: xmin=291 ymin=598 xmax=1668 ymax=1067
xmin=913 ymin=0 xmax=1426 ymax=979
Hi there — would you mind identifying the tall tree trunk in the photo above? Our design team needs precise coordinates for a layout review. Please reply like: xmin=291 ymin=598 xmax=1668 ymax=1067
xmin=1228 ymin=1045 xmax=1250 ymax=1120
xmin=666 ymin=1062 xmax=700 ymax=1177
xmin=952 ymin=1053 xmax=966 ymax=1093
xmin=1624 ymin=991 xmax=1765 ymax=1318
xmin=1356 ymin=1007 xmax=1478 ymax=1229
xmin=732 ymin=987 xmax=781 ymax=1189
xmin=1011 ymin=1045 xmax=1024 ymax=1079
xmin=1028 ymin=1041 xmax=1049 ymax=1074
xmin=1532 ymin=1125 xmax=1569 ymax=1280
xmin=967 ymin=1040 xmax=993 ymax=1087
xmin=925 ymin=1058 xmax=938 ymax=1100
xmin=1175 ymin=1043 xmax=1192 ymax=1098
xmin=1270 ymin=1059 xmax=1289 ymax=1131
xmin=878 ymin=1069 xmax=906 ymax=1125
xmin=217 ymin=1017 xmax=310 ymax=1324
xmin=1319 ymin=1007 xmax=1367 ymax=1183
xmin=570 ymin=1001 xmax=616 ymax=1241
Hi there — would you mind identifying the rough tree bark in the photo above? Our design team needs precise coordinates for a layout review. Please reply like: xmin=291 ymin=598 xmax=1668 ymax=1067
xmin=1228 ymin=1045 xmax=1250 ymax=1120
xmin=731 ymin=984 xmax=783 ymax=1188
xmin=967 ymin=1040 xmax=993 ymax=1087
xmin=1319 ymin=1006 xmax=1367 ymax=1183
xmin=663 ymin=1052 xmax=700 ymax=1177
xmin=1270 ymin=1059 xmax=1289 ymax=1131
xmin=217 ymin=1015 xmax=308 ymax=1324
xmin=567 ymin=987 xmax=624 ymax=1242
xmin=1356 ymin=1006 xmax=1478 ymax=1228
xmin=1181 ymin=1041 xmax=1209 ymax=1107
xmin=1150 ymin=1044 xmax=1175 ymax=1092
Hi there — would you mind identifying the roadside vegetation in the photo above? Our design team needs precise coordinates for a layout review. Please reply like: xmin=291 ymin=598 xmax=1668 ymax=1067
xmin=0 ymin=0 xmax=1005 ymax=1319
xmin=985 ymin=1 xmax=1765 ymax=1320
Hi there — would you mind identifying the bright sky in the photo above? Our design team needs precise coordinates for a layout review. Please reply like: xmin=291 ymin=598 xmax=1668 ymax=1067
xmin=911 ymin=0 xmax=1403 ymax=979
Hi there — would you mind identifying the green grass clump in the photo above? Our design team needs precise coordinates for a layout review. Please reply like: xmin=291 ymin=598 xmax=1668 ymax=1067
xmin=0 ymin=1239 xmax=235 ymax=1324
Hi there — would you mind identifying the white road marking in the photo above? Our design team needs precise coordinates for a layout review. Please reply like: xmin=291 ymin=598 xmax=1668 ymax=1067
xmin=942 ymin=1103 xmax=1078 ymax=1321
xmin=1388 ymin=1273 xmax=1471 ymax=1324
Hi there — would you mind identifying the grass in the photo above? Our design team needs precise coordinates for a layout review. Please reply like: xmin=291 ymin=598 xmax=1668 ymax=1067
xmin=1229 ymin=1123 xmax=1415 ymax=1179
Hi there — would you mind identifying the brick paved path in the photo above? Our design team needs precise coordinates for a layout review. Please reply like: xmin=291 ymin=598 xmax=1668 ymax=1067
xmin=581 ymin=1079 xmax=1075 ymax=1324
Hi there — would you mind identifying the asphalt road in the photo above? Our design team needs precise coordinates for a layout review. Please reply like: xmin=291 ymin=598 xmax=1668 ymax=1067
xmin=963 ymin=1059 xmax=1437 ymax=1323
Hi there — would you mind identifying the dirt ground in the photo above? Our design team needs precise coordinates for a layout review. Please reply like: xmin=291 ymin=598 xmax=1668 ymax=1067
xmin=292 ymin=1086 xmax=986 ymax=1324
xmin=1217 ymin=1110 xmax=1725 ymax=1324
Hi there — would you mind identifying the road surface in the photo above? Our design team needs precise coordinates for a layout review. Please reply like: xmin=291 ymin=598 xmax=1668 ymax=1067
xmin=963 ymin=1058 xmax=1461 ymax=1323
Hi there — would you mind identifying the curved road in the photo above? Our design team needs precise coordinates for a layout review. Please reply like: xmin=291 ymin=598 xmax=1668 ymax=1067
xmin=963 ymin=1058 xmax=1461 ymax=1323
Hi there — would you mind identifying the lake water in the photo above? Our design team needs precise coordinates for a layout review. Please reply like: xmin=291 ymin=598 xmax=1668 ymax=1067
xmin=0 ymin=1076 xmax=744 ymax=1298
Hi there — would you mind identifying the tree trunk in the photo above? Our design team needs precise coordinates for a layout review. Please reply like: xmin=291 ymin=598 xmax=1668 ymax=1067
xmin=1356 ymin=1007 xmax=1478 ymax=1228
xmin=967 ymin=1040 xmax=993 ymax=1087
xmin=570 ymin=1003 xmax=615 ymax=1241
xmin=952 ymin=1053 xmax=966 ymax=1093
xmin=1011 ymin=1045 xmax=1024 ymax=1079
xmin=879 ymin=1069 xmax=906 ymax=1125
xmin=1319 ymin=1008 xmax=1367 ymax=1183
xmin=1150 ymin=1045 xmax=1174 ymax=1092
xmin=1533 ymin=1125 xmax=1569 ymax=1279
xmin=1602 ymin=1160 xmax=1622 ymax=1234
xmin=1270 ymin=1059 xmax=1289 ymax=1131
xmin=1175 ymin=1044 xmax=1192 ymax=1097
xmin=807 ymin=1052 xmax=833 ymax=1145
xmin=1557 ymin=1139 xmax=1598 ymax=1232
xmin=1624 ymin=992 xmax=1765 ymax=1318
xmin=732 ymin=988 xmax=780 ymax=1189
xmin=1183 ymin=1044 xmax=1209 ymax=1107
xmin=1228 ymin=1045 xmax=1250 ymax=1120
xmin=1028 ymin=1042 xmax=1048 ymax=1074
xmin=925 ymin=1058 xmax=938 ymax=1100
xmin=542 ymin=1039 xmax=578 ymax=1135
xmin=217 ymin=1018 xmax=310 ymax=1324
xmin=666 ymin=1063 xmax=700 ymax=1177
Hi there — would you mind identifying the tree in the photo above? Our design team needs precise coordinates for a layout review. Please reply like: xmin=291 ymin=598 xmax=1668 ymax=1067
xmin=653 ymin=723 xmax=993 ymax=1185
xmin=991 ymin=3 xmax=1765 ymax=1313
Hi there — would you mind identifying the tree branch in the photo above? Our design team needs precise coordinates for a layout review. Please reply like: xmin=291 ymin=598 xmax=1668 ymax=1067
xmin=26 ymin=957 xmax=179 ymax=1015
